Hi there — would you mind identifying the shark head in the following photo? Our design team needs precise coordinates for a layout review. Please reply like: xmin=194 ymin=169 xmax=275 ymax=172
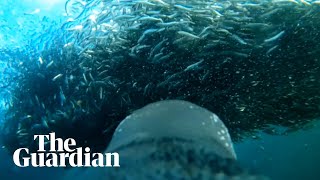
xmin=108 ymin=100 xmax=237 ymax=159
xmin=62 ymin=100 xmax=269 ymax=180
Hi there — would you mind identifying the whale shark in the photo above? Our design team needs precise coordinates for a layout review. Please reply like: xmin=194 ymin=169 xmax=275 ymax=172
xmin=63 ymin=100 xmax=267 ymax=179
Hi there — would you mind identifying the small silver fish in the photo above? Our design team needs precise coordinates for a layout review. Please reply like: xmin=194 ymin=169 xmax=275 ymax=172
xmin=264 ymin=31 xmax=285 ymax=43
xmin=52 ymin=74 xmax=63 ymax=81
xmin=59 ymin=86 xmax=66 ymax=107
xmin=177 ymin=31 xmax=200 ymax=39
xmin=184 ymin=60 xmax=204 ymax=71
xmin=46 ymin=61 xmax=54 ymax=68
xmin=24 ymin=8 xmax=41 ymax=15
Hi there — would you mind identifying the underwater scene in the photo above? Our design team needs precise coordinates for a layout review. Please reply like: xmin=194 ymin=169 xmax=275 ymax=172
xmin=1 ymin=0 xmax=320 ymax=179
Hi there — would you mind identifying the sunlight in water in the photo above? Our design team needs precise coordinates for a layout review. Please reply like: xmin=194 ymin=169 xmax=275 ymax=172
xmin=23 ymin=0 xmax=65 ymax=11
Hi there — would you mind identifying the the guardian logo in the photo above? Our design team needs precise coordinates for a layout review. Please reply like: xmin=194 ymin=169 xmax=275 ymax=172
xmin=13 ymin=133 xmax=120 ymax=167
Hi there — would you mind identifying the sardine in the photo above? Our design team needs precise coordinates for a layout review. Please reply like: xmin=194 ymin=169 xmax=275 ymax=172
xmin=83 ymin=73 xmax=88 ymax=84
xmin=59 ymin=86 xmax=66 ymax=107
xmin=46 ymin=61 xmax=54 ymax=68
xmin=38 ymin=57 xmax=43 ymax=64
xmin=52 ymin=74 xmax=63 ymax=81
xmin=99 ymin=87 xmax=103 ymax=100
xmin=174 ymin=4 xmax=193 ymax=11
xmin=264 ymin=31 xmax=285 ymax=43
xmin=149 ymin=38 xmax=167 ymax=59
xmin=266 ymin=45 xmax=279 ymax=55
xmin=231 ymin=34 xmax=248 ymax=45
xmin=139 ymin=16 xmax=163 ymax=23
xmin=149 ymin=0 xmax=169 ymax=6
xmin=184 ymin=60 xmax=204 ymax=71
xmin=178 ymin=31 xmax=200 ymax=39
xmin=24 ymin=8 xmax=41 ymax=15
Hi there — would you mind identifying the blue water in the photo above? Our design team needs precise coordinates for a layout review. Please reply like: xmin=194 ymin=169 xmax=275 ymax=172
xmin=236 ymin=121 xmax=320 ymax=180
xmin=0 ymin=0 xmax=64 ymax=49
